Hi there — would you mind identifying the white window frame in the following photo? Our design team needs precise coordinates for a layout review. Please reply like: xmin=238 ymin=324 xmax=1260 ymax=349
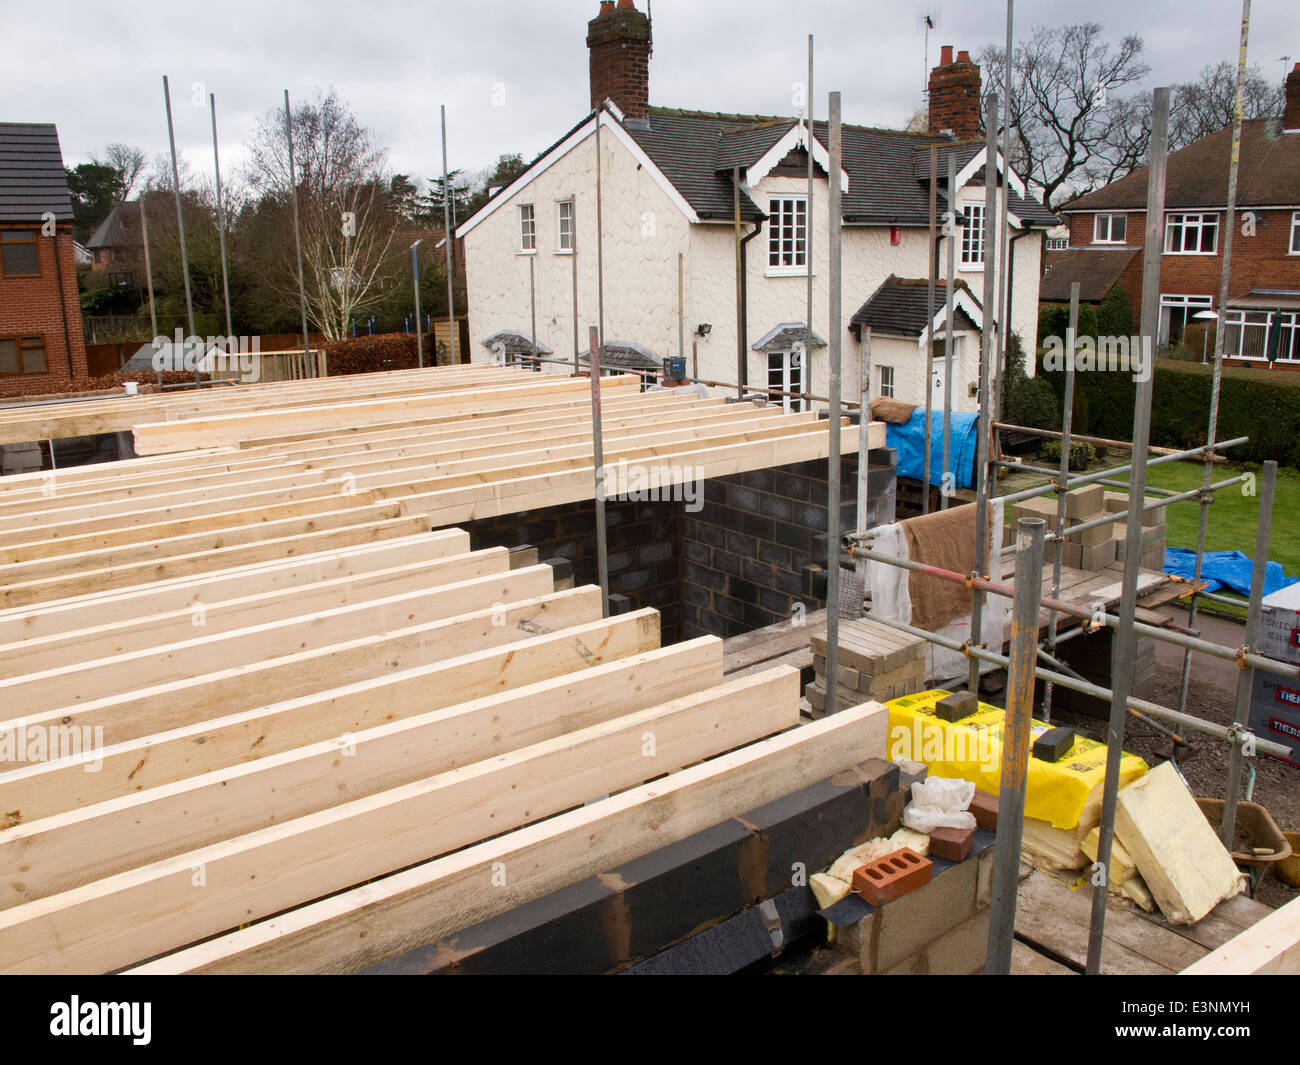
xmin=766 ymin=196 xmax=808 ymax=277
xmin=518 ymin=203 xmax=536 ymax=254
xmin=1093 ymin=213 xmax=1128 ymax=244
xmin=1290 ymin=211 xmax=1300 ymax=256
xmin=767 ymin=349 xmax=806 ymax=412
xmin=1223 ymin=309 xmax=1299 ymax=363
xmin=1163 ymin=212 xmax=1218 ymax=256
xmin=1046 ymin=236 xmax=1068 ymax=251
xmin=960 ymin=203 xmax=985 ymax=268
xmin=555 ymin=200 xmax=574 ymax=254
xmin=878 ymin=365 xmax=895 ymax=399
xmin=1157 ymin=294 xmax=1214 ymax=347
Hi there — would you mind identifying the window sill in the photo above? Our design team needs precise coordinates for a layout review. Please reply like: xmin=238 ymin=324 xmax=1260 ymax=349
xmin=553 ymin=249 xmax=574 ymax=256
xmin=518 ymin=249 xmax=537 ymax=256
xmin=1163 ymin=250 xmax=1218 ymax=256
xmin=765 ymin=267 xmax=809 ymax=278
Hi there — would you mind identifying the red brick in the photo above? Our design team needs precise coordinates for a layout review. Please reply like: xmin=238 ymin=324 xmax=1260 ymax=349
xmin=968 ymin=788 xmax=998 ymax=831
xmin=851 ymin=847 xmax=932 ymax=906
xmin=929 ymin=825 xmax=974 ymax=862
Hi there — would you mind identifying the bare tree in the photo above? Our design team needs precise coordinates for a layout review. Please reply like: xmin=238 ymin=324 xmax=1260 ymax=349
xmin=979 ymin=23 xmax=1149 ymax=208
xmin=96 ymin=143 xmax=148 ymax=199
xmin=1169 ymin=61 xmax=1287 ymax=149
xmin=244 ymin=91 xmax=401 ymax=339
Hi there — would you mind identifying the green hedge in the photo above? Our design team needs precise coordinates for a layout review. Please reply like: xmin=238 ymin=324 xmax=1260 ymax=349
xmin=1034 ymin=356 xmax=1300 ymax=469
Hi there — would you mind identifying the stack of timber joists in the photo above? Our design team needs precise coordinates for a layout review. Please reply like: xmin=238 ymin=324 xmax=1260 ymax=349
xmin=0 ymin=364 xmax=891 ymax=974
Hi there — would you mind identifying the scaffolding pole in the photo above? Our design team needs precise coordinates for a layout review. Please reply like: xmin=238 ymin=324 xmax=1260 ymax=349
xmin=588 ymin=325 xmax=609 ymax=617
xmin=1180 ymin=0 xmax=1252 ymax=721
xmin=284 ymin=90 xmax=313 ymax=377
xmin=990 ymin=0 xmax=1015 ymax=502
xmin=824 ymin=90 xmax=844 ymax=714
xmin=966 ymin=92 xmax=1000 ymax=695
xmin=162 ymin=75 xmax=197 ymax=386
xmin=986 ymin=513 xmax=1042 ymax=973
xmin=923 ymin=145 xmax=937 ymax=515
xmin=1084 ymin=85 xmax=1170 ymax=976
xmin=1222 ymin=459 xmax=1276 ymax=847
xmin=855 ymin=326 xmax=872 ymax=617
xmin=1040 ymin=281 xmax=1079 ymax=720
xmin=942 ymin=152 xmax=957 ymax=509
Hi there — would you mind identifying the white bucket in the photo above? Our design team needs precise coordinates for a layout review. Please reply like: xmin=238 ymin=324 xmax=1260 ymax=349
xmin=123 ymin=381 xmax=139 ymax=396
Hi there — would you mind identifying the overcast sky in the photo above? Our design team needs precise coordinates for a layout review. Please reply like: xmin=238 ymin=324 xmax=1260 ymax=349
xmin=5 ymin=0 xmax=1297 ymax=194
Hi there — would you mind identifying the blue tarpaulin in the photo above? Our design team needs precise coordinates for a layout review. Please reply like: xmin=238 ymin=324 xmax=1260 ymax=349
xmin=1163 ymin=548 xmax=1299 ymax=597
xmin=884 ymin=408 xmax=980 ymax=490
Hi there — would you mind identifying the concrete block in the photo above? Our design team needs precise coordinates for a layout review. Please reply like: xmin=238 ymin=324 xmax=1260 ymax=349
xmin=1081 ymin=538 xmax=1116 ymax=571
xmin=975 ymin=844 xmax=996 ymax=910
xmin=1061 ymin=540 xmax=1084 ymax=569
xmin=1103 ymin=491 xmax=1128 ymax=513
xmin=1064 ymin=484 xmax=1104 ymax=520
xmin=1068 ymin=516 xmax=1113 ymax=548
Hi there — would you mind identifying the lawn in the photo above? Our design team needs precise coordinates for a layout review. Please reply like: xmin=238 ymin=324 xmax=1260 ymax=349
xmin=1112 ymin=459 xmax=1300 ymax=579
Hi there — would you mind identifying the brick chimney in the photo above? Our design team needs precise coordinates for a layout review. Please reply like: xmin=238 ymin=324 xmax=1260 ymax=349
xmin=587 ymin=0 xmax=652 ymax=122
xmin=928 ymin=45 xmax=982 ymax=140
xmin=1285 ymin=62 xmax=1300 ymax=131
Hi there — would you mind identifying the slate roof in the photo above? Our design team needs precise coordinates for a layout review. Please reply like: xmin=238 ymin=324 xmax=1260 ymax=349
xmin=87 ymin=198 xmax=133 ymax=249
xmin=1039 ymin=247 xmax=1140 ymax=303
xmin=850 ymin=275 xmax=980 ymax=338
xmin=581 ymin=340 xmax=663 ymax=371
xmin=751 ymin=322 xmax=828 ymax=351
xmin=0 ymin=123 xmax=73 ymax=223
xmin=459 ymin=106 xmax=1059 ymax=232
xmin=1062 ymin=119 xmax=1300 ymax=212
xmin=480 ymin=330 xmax=554 ymax=357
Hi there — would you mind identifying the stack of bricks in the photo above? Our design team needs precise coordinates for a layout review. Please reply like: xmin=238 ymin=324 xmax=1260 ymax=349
xmin=1104 ymin=491 xmax=1168 ymax=571
xmin=1008 ymin=483 xmax=1165 ymax=572
xmin=0 ymin=441 xmax=43 ymax=476
xmin=806 ymin=616 xmax=926 ymax=717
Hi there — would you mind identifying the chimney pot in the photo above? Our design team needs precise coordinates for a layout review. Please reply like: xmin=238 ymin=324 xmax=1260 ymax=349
xmin=599 ymin=1 xmax=614 ymax=11
xmin=616 ymin=0 xmax=636 ymax=7
xmin=956 ymin=50 xmax=971 ymax=63
xmin=940 ymin=45 xmax=953 ymax=66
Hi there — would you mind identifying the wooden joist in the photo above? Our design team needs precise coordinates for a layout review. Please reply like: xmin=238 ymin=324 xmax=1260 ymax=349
xmin=0 ymin=586 xmax=602 ymax=750
xmin=0 ymin=531 xmax=468 ymax=642
xmin=0 ymin=637 xmax=723 ymax=906
xmin=0 ymin=666 xmax=799 ymax=974
xmin=0 ymin=610 xmax=663 ymax=824
xmin=1181 ymin=896 xmax=1300 ymax=975
xmin=127 ymin=701 xmax=889 ymax=975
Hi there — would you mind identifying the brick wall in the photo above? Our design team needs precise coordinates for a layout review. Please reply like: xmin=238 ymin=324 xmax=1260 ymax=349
xmin=0 ymin=225 xmax=88 ymax=398
xmin=586 ymin=2 xmax=651 ymax=121
xmin=682 ymin=448 xmax=897 ymax=638
xmin=459 ymin=496 xmax=684 ymax=642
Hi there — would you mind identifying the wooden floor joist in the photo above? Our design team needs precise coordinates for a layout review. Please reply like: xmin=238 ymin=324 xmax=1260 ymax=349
xmin=0 ymin=667 xmax=799 ymax=974
xmin=0 ymin=531 xmax=468 ymax=641
xmin=0 ymin=364 xmax=900 ymax=974
xmin=127 ymin=702 xmax=889 ymax=976
xmin=0 ymin=610 xmax=663 ymax=824
xmin=0 ymin=637 xmax=724 ymax=906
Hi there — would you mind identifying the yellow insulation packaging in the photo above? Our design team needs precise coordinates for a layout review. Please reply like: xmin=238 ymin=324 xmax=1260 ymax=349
xmin=886 ymin=689 xmax=1147 ymax=830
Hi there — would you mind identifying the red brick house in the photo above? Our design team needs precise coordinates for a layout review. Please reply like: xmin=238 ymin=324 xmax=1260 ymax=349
xmin=1048 ymin=63 xmax=1300 ymax=368
xmin=0 ymin=123 xmax=89 ymax=397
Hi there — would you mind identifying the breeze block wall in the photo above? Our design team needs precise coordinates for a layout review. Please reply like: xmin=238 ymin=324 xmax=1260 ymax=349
xmin=682 ymin=446 xmax=897 ymax=638
xmin=461 ymin=497 xmax=685 ymax=643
